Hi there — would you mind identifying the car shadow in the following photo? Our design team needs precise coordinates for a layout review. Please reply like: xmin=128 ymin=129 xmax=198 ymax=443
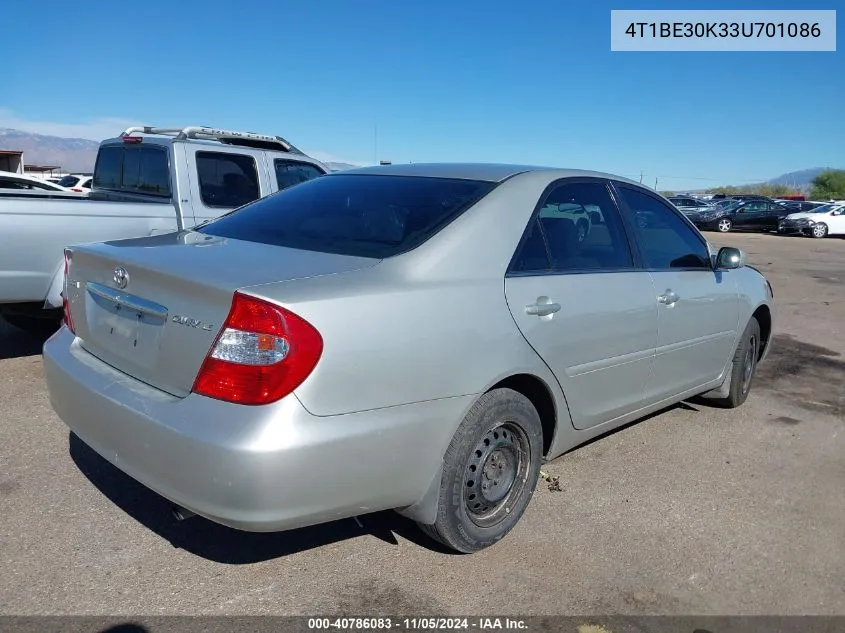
xmin=0 ymin=317 xmax=49 ymax=360
xmin=68 ymin=432 xmax=453 ymax=562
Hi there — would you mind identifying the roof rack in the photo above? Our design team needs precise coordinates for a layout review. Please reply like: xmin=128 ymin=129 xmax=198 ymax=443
xmin=119 ymin=126 xmax=306 ymax=154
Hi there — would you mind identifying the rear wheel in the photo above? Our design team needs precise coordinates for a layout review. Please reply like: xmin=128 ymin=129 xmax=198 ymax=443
xmin=711 ymin=317 xmax=760 ymax=409
xmin=419 ymin=388 xmax=543 ymax=553
xmin=811 ymin=223 xmax=828 ymax=238
xmin=717 ymin=217 xmax=732 ymax=233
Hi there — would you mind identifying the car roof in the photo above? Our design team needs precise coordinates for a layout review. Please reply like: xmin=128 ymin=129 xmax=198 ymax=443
xmin=0 ymin=170 xmax=58 ymax=183
xmin=329 ymin=162 xmax=644 ymax=186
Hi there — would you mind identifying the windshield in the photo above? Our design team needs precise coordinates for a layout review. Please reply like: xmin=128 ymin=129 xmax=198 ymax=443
xmin=197 ymin=174 xmax=497 ymax=258
xmin=807 ymin=204 xmax=834 ymax=214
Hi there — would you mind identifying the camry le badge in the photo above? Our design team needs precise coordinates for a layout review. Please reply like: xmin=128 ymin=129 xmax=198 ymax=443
xmin=171 ymin=314 xmax=215 ymax=331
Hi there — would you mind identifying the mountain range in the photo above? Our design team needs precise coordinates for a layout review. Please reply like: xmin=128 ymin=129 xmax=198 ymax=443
xmin=0 ymin=128 xmax=839 ymax=186
xmin=0 ymin=128 xmax=359 ymax=173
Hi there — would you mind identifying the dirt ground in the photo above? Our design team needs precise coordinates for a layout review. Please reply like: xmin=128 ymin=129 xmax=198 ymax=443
xmin=0 ymin=231 xmax=842 ymax=616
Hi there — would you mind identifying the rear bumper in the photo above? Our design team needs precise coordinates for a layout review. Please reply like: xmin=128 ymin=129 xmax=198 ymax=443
xmin=43 ymin=327 xmax=470 ymax=532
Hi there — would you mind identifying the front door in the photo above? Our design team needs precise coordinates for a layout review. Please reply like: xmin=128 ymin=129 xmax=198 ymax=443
xmin=504 ymin=179 xmax=658 ymax=430
xmin=734 ymin=201 xmax=767 ymax=229
xmin=614 ymin=185 xmax=741 ymax=402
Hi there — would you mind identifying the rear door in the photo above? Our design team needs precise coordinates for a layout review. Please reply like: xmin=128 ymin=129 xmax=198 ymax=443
xmin=764 ymin=202 xmax=789 ymax=228
xmin=184 ymin=147 xmax=272 ymax=226
xmin=504 ymin=178 xmax=657 ymax=430
xmin=613 ymin=184 xmax=741 ymax=401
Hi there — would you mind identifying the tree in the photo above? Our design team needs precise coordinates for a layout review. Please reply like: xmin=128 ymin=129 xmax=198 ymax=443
xmin=708 ymin=183 xmax=799 ymax=198
xmin=659 ymin=191 xmax=675 ymax=197
xmin=810 ymin=170 xmax=845 ymax=200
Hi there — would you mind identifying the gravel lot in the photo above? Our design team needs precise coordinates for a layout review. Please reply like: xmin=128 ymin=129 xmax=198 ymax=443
xmin=0 ymin=232 xmax=843 ymax=616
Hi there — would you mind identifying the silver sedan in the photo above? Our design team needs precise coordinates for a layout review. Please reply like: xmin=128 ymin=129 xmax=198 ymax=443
xmin=43 ymin=163 xmax=775 ymax=553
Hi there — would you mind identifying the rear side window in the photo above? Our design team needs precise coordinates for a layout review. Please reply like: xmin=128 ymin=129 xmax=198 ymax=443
xmin=197 ymin=152 xmax=260 ymax=208
xmin=198 ymin=174 xmax=496 ymax=258
xmin=512 ymin=181 xmax=634 ymax=273
xmin=93 ymin=145 xmax=171 ymax=196
xmin=58 ymin=175 xmax=81 ymax=188
xmin=274 ymin=159 xmax=325 ymax=192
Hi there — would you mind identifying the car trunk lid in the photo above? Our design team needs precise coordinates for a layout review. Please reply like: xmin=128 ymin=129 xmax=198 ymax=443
xmin=65 ymin=230 xmax=378 ymax=397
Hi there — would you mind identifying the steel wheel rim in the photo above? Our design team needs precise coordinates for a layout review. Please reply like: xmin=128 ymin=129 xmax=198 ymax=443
xmin=718 ymin=219 xmax=731 ymax=232
xmin=813 ymin=224 xmax=826 ymax=238
xmin=741 ymin=335 xmax=758 ymax=394
xmin=463 ymin=422 xmax=531 ymax=528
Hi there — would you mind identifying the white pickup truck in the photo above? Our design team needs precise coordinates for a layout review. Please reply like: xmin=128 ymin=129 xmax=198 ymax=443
xmin=0 ymin=125 xmax=329 ymax=334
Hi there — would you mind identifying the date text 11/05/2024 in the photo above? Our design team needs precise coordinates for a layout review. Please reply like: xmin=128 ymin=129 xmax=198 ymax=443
xmin=624 ymin=21 xmax=822 ymax=39
xmin=307 ymin=618 xmax=528 ymax=630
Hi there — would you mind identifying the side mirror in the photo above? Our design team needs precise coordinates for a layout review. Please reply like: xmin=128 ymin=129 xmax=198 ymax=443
xmin=715 ymin=246 xmax=746 ymax=270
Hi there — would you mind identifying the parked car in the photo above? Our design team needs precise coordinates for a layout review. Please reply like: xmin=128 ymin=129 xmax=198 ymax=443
xmin=56 ymin=174 xmax=94 ymax=193
xmin=0 ymin=170 xmax=72 ymax=192
xmin=667 ymin=196 xmax=714 ymax=215
xmin=727 ymin=194 xmax=775 ymax=202
xmin=774 ymin=200 xmax=827 ymax=213
xmin=777 ymin=202 xmax=845 ymax=238
xmin=0 ymin=125 xmax=328 ymax=334
xmin=44 ymin=163 xmax=774 ymax=554
xmin=537 ymin=200 xmax=594 ymax=242
xmin=687 ymin=199 xmax=792 ymax=233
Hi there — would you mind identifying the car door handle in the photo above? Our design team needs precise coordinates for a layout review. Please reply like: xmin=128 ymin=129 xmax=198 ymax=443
xmin=657 ymin=290 xmax=680 ymax=305
xmin=525 ymin=300 xmax=561 ymax=317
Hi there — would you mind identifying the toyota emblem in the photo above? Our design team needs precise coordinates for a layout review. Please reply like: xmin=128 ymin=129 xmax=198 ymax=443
xmin=113 ymin=267 xmax=129 ymax=289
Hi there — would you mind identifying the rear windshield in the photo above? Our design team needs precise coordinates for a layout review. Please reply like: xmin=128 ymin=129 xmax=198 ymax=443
xmin=197 ymin=174 xmax=496 ymax=258
xmin=93 ymin=144 xmax=171 ymax=196
xmin=57 ymin=175 xmax=80 ymax=187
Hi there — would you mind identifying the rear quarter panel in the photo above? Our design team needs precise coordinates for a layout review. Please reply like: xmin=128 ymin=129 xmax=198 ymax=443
xmin=246 ymin=172 xmax=572 ymax=422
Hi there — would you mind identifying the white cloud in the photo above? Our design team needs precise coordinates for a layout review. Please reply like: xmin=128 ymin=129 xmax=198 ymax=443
xmin=0 ymin=108 xmax=371 ymax=166
xmin=0 ymin=108 xmax=141 ymax=141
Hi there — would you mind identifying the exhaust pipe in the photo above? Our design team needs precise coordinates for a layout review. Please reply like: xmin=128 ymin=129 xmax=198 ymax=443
xmin=171 ymin=505 xmax=196 ymax=521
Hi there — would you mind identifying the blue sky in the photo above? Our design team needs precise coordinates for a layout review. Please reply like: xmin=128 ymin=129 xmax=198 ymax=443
xmin=3 ymin=0 xmax=843 ymax=190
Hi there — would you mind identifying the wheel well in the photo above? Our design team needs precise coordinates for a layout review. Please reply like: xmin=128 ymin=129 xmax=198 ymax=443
xmin=489 ymin=374 xmax=556 ymax=457
xmin=752 ymin=305 xmax=772 ymax=360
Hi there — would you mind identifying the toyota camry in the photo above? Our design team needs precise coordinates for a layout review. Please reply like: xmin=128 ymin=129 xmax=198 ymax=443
xmin=43 ymin=163 xmax=775 ymax=553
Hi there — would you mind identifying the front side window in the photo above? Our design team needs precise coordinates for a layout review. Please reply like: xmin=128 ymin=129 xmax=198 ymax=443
xmin=198 ymin=174 xmax=495 ymax=259
xmin=512 ymin=181 xmax=634 ymax=273
xmin=274 ymin=159 xmax=325 ymax=192
xmin=616 ymin=185 xmax=711 ymax=270
xmin=196 ymin=152 xmax=260 ymax=209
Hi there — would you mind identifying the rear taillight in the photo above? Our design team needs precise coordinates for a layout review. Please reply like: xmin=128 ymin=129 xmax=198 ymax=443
xmin=192 ymin=292 xmax=323 ymax=406
xmin=62 ymin=250 xmax=75 ymax=333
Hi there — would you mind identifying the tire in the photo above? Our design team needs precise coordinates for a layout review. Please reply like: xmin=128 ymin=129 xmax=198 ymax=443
xmin=711 ymin=317 xmax=761 ymax=409
xmin=419 ymin=388 xmax=543 ymax=553
xmin=576 ymin=220 xmax=588 ymax=243
xmin=811 ymin=223 xmax=828 ymax=238
xmin=717 ymin=217 xmax=732 ymax=233
xmin=2 ymin=314 xmax=61 ymax=337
